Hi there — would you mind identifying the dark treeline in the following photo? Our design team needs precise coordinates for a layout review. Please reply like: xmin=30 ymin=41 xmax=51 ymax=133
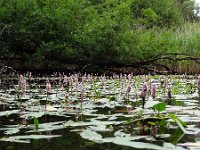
xmin=1 ymin=0 xmax=200 ymax=74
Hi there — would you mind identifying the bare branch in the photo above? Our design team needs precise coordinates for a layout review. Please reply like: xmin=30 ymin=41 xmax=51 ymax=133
xmin=0 ymin=25 xmax=11 ymax=37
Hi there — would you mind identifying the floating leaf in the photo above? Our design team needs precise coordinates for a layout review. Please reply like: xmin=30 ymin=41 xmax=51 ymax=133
xmin=155 ymin=134 xmax=171 ymax=139
xmin=20 ymin=112 xmax=45 ymax=119
xmin=80 ymin=129 xmax=103 ymax=143
xmin=2 ymin=128 xmax=20 ymax=135
xmin=27 ymin=121 xmax=65 ymax=133
xmin=88 ymin=124 xmax=113 ymax=132
xmin=0 ymin=110 xmax=20 ymax=117
xmin=153 ymin=102 xmax=166 ymax=112
xmin=0 ymin=135 xmax=61 ymax=143
xmin=178 ymin=142 xmax=200 ymax=147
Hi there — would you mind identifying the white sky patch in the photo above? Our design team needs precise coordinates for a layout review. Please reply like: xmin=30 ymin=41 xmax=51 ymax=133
xmin=195 ymin=0 xmax=200 ymax=5
xmin=194 ymin=0 xmax=200 ymax=16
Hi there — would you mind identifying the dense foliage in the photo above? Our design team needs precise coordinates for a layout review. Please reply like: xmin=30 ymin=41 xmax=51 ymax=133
xmin=0 ymin=0 xmax=200 ymax=73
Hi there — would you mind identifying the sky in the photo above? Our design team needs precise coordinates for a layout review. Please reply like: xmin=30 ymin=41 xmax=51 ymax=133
xmin=195 ymin=0 xmax=200 ymax=5
xmin=194 ymin=0 xmax=200 ymax=16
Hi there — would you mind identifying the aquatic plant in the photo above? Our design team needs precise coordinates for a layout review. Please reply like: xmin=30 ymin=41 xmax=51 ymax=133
xmin=18 ymin=75 xmax=26 ymax=95
xmin=80 ymin=88 xmax=84 ymax=112
xmin=46 ymin=79 xmax=51 ymax=94
xmin=167 ymin=86 xmax=172 ymax=104
xmin=125 ymin=82 xmax=131 ymax=103
xmin=34 ymin=117 xmax=39 ymax=130
xmin=197 ymin=74 xmax=200 ymax=96
xmin=151 ymin=83 xmax=156 ymax=99
xmin=141 ymin=82 xmax=147 ymax=109
xmin=45 ymin=79 xmax=51 ymax=110
xmin=0 ymin=74 xmax=199 ymax=149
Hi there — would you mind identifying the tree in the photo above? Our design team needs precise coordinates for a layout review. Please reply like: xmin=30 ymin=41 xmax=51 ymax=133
xmin=131 ymin=0 xmax=199 ymax=27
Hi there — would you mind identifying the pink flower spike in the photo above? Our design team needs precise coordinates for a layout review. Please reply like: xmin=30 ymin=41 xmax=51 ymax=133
xmin=127 ymin=105 xmax=132 ymax=115
xmin=46 ymin=79 xmax=51 ymax=94
xmin=128 ymin=74 xmax=131 ymax=82
xmin=29 ymin=72 xmax=32 ymax=80
xmin=141 ymin=82 xmax=147 ymax=98
xmin=126 ymin=83 xmax=131 ymax=96
xmin=65 ymin=91 xmax=69 ymax=99
xmin=18 ymin=75 xmax=26 ymax=93
xmin=152 ymin=83 xmax=156 ymax=98
xmin=197 ymin=75 xmax=200 ymax=93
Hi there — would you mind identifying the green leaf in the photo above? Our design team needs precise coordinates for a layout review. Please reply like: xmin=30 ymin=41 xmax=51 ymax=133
xmin=34 ymin=117 xmax=39 ymax=130
xmin=110 ymin=96 xmax=116 ymax=101
xmin=153 ymin=102 xmax=166 ymax=112
xmin=159 ymin=119 xmax=167 ymax=127
xmin=168 ymin=114 xmax=186 ymax=127
xmin=171 ymin=128 xmax=184 ymax=144
xmin=148 ymin=121 xmax=157 ymax=126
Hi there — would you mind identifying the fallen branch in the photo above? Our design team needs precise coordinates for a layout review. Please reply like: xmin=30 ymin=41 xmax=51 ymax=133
xmin=0 ymin=24 xmax=11 ymax=37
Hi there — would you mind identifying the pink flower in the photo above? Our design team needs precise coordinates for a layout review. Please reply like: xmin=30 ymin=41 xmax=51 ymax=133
xmin=82 ymin=73 xmax=86 ymax=83
xmin=87 ymin=74 xmax=91 ymax=81
xmin=141 ymin=82 xmax=147 ymax=98
xmin=126 ymin=105 xmax=132 ymax=115
xmin=65 ymin=91 xmax=69 ymax=99
xmin=160 ymin=76 xmax=167 ymax=88
xmin=63 ymin=75 xmax=72 ymax=86
xmin=80 ymin=89 xmax=84 ymax=102
xmin=167 ymin=86 xmax=172 ymax=99
xmin=163 ymin=76 xmax=167 ymax=88
xmin=126 ymin=83 xmax=131 ymax=96
xmin=75 ymin=77 xmax=79 ymax=90
xmin=197 ymin=75 xmax=200 ymax=93
xmin=148 ymin=81 xmax=151 ymax=95
xmin=29 ymin=72 xmax=32 ymax=81
xmin=46 ymin=79 xmax=51 ymax=94
xmin=124 ymin=74 xmax=127 ymax=80
xmin=151 ymin=83 xmax=156 ymax=98
xmin=101 ymin=75 xmax=106 ymax=83
xmin=128 ymin=74 xmax=131 ymax=82
xmin=70 ymin=76 xmax=73 ymax=86
xmin=18 ymin=75 xmax=26 ymax=93
xmin=141 ymin=82 xmax=147 ymax=109
xmin=142 ymin=75 xmax=146 ymax=83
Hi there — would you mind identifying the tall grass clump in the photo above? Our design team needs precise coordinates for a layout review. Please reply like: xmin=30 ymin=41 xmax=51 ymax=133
xmin=173 ymin=22 xmax=200 ymax=73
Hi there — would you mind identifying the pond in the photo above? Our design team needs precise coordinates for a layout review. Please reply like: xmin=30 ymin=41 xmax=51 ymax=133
xmin=0 ymin=73 xmax=200 ymax=150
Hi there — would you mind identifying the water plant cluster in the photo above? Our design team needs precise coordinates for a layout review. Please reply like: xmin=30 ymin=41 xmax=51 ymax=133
xmin=1 ymin=72 xmax=200 ymax=149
